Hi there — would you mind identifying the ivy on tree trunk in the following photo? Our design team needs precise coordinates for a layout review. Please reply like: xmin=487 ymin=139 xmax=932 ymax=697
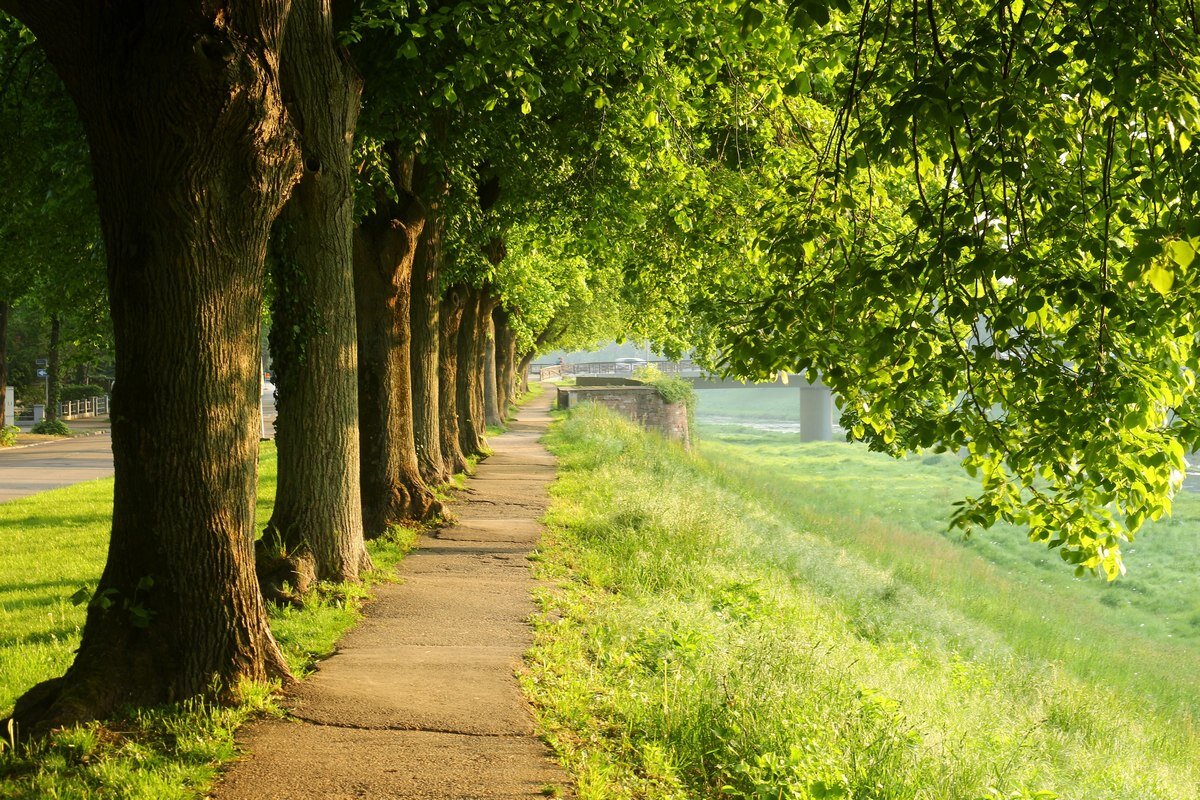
xmin=261 ymin=0 xmax=370 ymax=596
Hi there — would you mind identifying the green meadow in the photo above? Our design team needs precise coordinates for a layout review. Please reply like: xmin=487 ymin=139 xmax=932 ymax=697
xmin=525 ymin=401 xmax=1200 ymax=799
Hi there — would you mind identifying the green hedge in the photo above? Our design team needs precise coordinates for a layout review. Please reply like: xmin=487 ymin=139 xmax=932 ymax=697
xmin=60 ymin=384 xmax=106 ymax=402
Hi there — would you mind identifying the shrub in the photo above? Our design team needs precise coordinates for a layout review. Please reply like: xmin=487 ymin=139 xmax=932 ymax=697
xmin=31 ymin=418 xmax=72 ymax=436
xmin=634 ymin=364 xmax=697 ymax=429
xmin=60 ymin=384 xmax=105 ymax=402
xmin=0 ymin=425 xmax=17 ymax=447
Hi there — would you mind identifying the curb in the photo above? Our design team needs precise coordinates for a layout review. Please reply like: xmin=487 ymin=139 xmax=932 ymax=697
xmin=2 ymin=428 xmax=111 ymax=451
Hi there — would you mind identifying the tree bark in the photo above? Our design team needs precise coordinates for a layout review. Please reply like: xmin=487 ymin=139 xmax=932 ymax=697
xmin=46 ymin=314 xmax=61 ymax=421
xmin=482 ymin=306 xmax=501 ymax=429
xmin=517 ymin=351 xmax=534 ymax=395
xmin=476 ymin=291 xmax=499 ymax=430
xmin=456 ymin=288 xmax=487 ymax=457
xmin=409 ymin=171 xmax=448 ymax=485
xmin=261 ymin=0 xmax=369 ymax=594
xmin=438 ymin=284 xmax=470 ymax=474
xmin=0 ymin=300 xmax=7 ymax=395
xmin=493 ymin=306 xmax=518 ymax=418
xmin=4 ymin=1 xmax=299 ymax=737
xmin=353 ymin=150 xmax=441 ymax=537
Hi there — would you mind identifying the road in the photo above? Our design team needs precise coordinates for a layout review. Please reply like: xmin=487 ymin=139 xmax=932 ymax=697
xmin=0 ymin=386 xmax=277 ymax=504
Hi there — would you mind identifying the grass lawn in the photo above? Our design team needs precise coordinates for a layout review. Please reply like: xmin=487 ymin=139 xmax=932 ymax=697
xmin=0 ymin=441 xmax=415 ymax=798
xmin=525 ymin=404 xmax=1200 ymax=800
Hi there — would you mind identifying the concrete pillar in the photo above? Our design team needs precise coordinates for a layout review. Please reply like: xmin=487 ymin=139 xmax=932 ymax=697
xmin=799 ymin=387 xmax=834 ymax=442
xmin=32 ymin=404 xmax=45 ymax=424
xmin=4 ymin=387 xmax=13 ymax=427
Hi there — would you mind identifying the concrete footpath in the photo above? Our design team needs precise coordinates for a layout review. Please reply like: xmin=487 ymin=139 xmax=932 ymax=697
xmin=213 ymin=386 xmax=571 ymax=799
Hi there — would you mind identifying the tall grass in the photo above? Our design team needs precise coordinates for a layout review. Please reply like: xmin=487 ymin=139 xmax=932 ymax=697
xmin=698 ymin=427 xmax=1200 ymax=717
xmin=525 ymin=404 xmax=1200 ymax=800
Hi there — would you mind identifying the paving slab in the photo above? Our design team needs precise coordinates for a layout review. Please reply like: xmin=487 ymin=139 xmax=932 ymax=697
xmin=435 ymin=518 xmax=545 ymax=545
xmin=289 ymin=645 xmax=534 ymax=735
xmin=213 ymin=386 xmax=569 ymax=799
xmin=214 ymin=724 xmax=567 ymax=800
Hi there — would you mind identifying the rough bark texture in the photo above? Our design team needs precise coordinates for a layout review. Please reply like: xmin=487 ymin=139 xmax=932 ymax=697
xmin=46 ymin=314 xmax=61 ymax=422
xmin=409 ymin=172 xmax=448 ymax=485
xmin=261 ymin=0 xmax=369 ymax=594
xmin=482 ymin=307 xmax=501 ymax=429
xmin=493 ymin=307 xmax=518 ymax=418
xmin=438 ymin=285 xmax=470 ymax=474
xmin=0 ymin=300 xmax=8 ymax=394
xmin=353 ymin=151 xmax=441 ymax=538
xmin=477 ymin=292 xmax=499 ymax=426
xmin=456 ymin=288 xmax=487 ymax=457
xmin=4 ymin=2 xmax=299 ymax=737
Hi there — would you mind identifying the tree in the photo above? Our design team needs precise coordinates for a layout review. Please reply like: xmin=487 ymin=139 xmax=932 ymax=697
xmin=353 ymin=146 xmax=442 ymax=534
xmin=261 ymin=0 xmax=371 ymax=590
xmin=0 ymin=18 xmax=108 ymax=413
xmin=711 ymin=0 xmax=1200 ymax=578
xmin=0 ymin=1 xmax=300 ymax=735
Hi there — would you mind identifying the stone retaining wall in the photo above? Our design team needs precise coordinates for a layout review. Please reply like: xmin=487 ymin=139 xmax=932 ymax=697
xmin=557 ymin=385 xmax=689 ymax=447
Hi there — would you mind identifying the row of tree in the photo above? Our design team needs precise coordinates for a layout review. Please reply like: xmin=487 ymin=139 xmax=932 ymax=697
xmin=1 ymin=0 xmax=1198 ymax=740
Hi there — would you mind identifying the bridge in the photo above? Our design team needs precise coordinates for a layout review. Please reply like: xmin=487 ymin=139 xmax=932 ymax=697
xmin=534 ymin=360 xmax=838 ymax=441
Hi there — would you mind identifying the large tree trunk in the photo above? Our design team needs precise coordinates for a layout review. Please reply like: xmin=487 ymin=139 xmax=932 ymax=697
xmin=517 ymin=351 xmax=534 ymax=395
xmin=474 ymin=291 xmax=499 ymax=433
xmin=353 ymin=151 xmax=441 ymax=537
xmin=482 ymin=307 xmax=501 ymax=429
xmin=438 ymin=284 xmax=470 ymax=474
xmin=261 ymin=0 xmax=368 ymax=593
xmin=456 ymin=288 xmax=487 ymax=457
xmin=46 ymin=314 xmax=61 ymax=422
xmin=409 ymin=174 xmax=448 ymax=485
xmin=493 ymin=307 xmax=518 ymax=418
xmin=1 ymin=301 xmax=10 ymax=394
xmin=4 ymin=1 xmax=299 ymax=737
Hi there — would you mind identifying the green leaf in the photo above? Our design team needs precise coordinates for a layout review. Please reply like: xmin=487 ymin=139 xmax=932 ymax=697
xmin=1147 ymin=261 xmax=1175 ymax=295
xmin=1168 ymin=240 xmax=1195 ymax=271
xmin=739 ymin=4 xmax=765 ymax=38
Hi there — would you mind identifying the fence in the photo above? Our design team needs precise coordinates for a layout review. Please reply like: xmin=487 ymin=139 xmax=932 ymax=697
xmin=12 ymin=395 xmax=110 ymax=423
xmin=60 ymin=395 xmax=110 ymax=420
xmin=536 ymin=360 xmax=700 ymax=379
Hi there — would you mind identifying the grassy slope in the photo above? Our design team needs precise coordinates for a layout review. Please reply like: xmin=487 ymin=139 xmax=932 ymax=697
xmin=698 ymin=427 xmax=1200 ymax=712
xmin=0 ymin=442 xmax=415 ymax=798
xmin=526 ymin=404 xmax=1200 ymax=800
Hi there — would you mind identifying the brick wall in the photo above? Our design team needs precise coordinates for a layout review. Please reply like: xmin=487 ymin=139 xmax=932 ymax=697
xmin=557 ymin=385 xmax=690 ymax=448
